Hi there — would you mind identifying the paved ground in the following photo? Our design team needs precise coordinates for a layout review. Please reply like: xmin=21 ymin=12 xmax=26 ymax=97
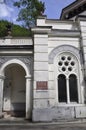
xmin=0 ymin=123 xmax=86 ymax=130
xmin=0 ymin=121 xmax=86 ymax=130
xmin=0 ymin=117 xmax=86 ymax=130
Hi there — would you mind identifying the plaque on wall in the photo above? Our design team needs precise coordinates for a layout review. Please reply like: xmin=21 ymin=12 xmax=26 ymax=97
xmin=36 ymin=81 xmax=48 ymax=90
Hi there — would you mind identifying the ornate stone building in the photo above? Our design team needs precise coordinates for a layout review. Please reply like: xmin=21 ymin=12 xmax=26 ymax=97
xmin=0 ymin=0 xmax=86 ymax=122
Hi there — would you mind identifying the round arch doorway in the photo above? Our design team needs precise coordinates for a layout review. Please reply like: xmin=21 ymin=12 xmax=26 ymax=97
xmin=3 ymin=63 xmax=26 ymax=117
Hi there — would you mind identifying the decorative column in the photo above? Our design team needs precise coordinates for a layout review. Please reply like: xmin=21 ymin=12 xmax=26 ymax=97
xmin=77 ymin=77 xmax=81 ymax=104
xmin=66 ymin=77 xmax=70 ymax=104
xmin=0 ymin=75 xmax=5 ymax=117
xmin=25 ymin=75 xmax=32 ymax=119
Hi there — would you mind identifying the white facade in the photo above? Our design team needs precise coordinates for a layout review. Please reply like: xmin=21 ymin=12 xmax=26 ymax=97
xmin=32 ymin=15 xmax=86 ymax=121
xmin=0 ymin=2 xmax=86 ymax=122
xmin=0 ymin=38 xmax=33 ymax=119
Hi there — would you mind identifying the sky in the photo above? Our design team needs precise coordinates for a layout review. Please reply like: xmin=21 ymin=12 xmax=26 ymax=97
xmin=41 ymin=0 xmax=75 ymax=19
xmin=0 ymin=0 xmax=75 ymax=25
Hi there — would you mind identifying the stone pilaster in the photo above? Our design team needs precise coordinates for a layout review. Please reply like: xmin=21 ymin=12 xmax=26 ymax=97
xmin=79 ymin=19 xmax=86 ymax=103
xmin=79 ymin=20 xmax=86 ymax=76
xmin=32 ymin=27 xmax=52 ymax=122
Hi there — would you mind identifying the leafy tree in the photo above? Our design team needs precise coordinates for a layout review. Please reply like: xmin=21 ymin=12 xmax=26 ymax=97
xmin=14 ymin=0 xmax=45 ymax=28
xmin=0 ymin=20 xmax=9 ymax=37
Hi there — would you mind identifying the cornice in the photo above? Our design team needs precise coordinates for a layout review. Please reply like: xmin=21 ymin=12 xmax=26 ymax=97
xmin=49 ymin=29 xmax=80 ymax=37
xmin=61 ymin=0 xmax=86 ymax=20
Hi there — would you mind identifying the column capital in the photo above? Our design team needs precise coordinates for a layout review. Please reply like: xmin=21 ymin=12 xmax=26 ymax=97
xmin=25 ymin=75 xmax=32 ymax=79
xmin=0 ymin=75 xmax=5 ymax=80
xmin=66 ymin=78 xmax=69 ymax=80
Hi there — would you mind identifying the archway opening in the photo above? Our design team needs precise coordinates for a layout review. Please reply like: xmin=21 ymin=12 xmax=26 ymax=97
xmin=3 ymin=63 xmax=26 ymax=118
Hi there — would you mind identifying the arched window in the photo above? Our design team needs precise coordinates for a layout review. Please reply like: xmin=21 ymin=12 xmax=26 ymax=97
xmin=69 ymin=74 xmax=78 ymax=102
xmin=58 ymin=74 xmax=67 ymax=102
xmin=56 ymin=52 xmax=80 ymax=104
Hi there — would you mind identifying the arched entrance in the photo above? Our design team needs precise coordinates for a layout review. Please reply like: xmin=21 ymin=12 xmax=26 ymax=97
xmin=0 ymin=59 xmax=32 ymax=119
xmin=3 ymin=64 xmax=26 ymax=117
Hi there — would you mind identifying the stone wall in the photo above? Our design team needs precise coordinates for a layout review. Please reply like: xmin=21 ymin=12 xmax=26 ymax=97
xmin=32 ymin=16 xmax=86 ymax=122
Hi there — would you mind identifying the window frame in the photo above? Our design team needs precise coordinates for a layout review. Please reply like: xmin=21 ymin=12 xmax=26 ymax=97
xmin=54 ymin=52 xmax=81 ymax=105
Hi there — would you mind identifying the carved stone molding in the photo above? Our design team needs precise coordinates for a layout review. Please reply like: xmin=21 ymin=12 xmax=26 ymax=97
xmin=49 ymin=45 xmax=81 ymax=64
xmin=0 ymin=56 xmax=33 ymax=74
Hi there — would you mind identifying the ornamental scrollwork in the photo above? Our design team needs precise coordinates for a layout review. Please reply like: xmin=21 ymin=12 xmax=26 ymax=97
xmin=0 ymin=56 xmax=33 ymax=72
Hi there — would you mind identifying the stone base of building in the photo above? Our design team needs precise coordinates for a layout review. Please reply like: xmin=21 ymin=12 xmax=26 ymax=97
xmin=32 ymin=108 xmax=52 ymax=122
xmin=32 ymin=106 xmax=86 ymax=122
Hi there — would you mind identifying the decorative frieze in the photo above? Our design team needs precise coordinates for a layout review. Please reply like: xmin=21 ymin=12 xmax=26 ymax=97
xmin=49 ymin=45 xmax=80 ymax=64
xmin=0 ymin=56 xmax=33 ymax=74
xmin=0 ymin=38 xmax=33 ymax=45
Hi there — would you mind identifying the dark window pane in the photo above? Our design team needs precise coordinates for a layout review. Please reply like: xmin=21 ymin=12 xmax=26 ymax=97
xmin=68 ymin=67 xmax=72 ymax=71
xmin=71 ymin=61 xmax=75 ymax=66
xmin=58 ymin=61 xmax=63 ymax=66
xmin=64 ymin=61 xmax=69 ymax=66
xmin=58 ymin=74 xmax=67 ymax=102
xmin=67 ymin=56 xmax=71 ymax=61
xmin=69 ymin=74 xmax=78 ymax=102
xmin=61 ymin=56 xmax=66 ymax=61
xmin=62 ymin=67 xmax=66 ymax=72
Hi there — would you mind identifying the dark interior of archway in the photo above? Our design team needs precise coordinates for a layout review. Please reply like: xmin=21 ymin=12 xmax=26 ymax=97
xmin=3 ymin=64 xmax=26 ymax=117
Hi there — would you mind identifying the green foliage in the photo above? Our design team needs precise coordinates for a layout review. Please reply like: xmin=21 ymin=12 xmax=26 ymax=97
xmin=0 ymin=20 xmax=9 ymax=37
xmin=0 ymin=20 xmax=32 ymax=37
xmin=14 ymin=0 xmax=45 ymax=28
xmin=12 ymin=24 xmax=32 ymax=37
